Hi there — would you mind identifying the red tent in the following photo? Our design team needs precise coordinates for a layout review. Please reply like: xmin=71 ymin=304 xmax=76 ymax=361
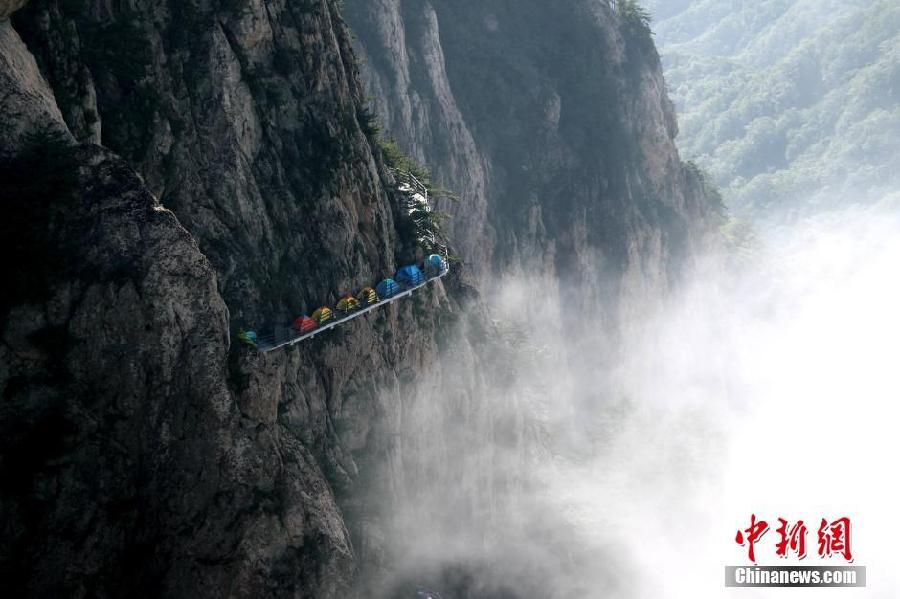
xmin=293 ymin=316 xmax=318 ymax=333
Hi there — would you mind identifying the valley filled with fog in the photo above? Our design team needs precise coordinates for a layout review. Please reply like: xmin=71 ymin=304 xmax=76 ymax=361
xmin=554 ymin=2 xmax=900 ymax=595
xmin=542 ymin=207 xmax=900 ymax=597
xmin=2 ymin=1 xmax=896 ymax=597
xmin=382 ymin=208 xmax=900 ymax=597
xmin=372 ymin=3 xmax=900 ymax=596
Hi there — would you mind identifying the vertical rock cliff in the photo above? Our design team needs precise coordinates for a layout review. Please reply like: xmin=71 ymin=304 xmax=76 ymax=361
xmin=346 ymin=0 xmax=721 ymax=315
xmin=347 ymin=3 xmax=726 ymax=593
xmin=2 ymin=0 xmax=490 ymax=596
xmin=1 ymin=0 xmax=722 ymax=597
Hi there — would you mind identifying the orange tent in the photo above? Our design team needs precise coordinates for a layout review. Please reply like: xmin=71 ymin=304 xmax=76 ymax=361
xmin=293 ymin=316 xmax=318 ymax=333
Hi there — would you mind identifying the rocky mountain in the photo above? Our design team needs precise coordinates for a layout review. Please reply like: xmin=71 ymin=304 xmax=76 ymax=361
xmin=346 ymin=0 xmax=720 ymax=297
xmin=1 ymin=0 xmax=720 ymax=597
xmin=648 ymin=0 xmax=900 ymax=217
xmin=1 ymin=1 xmax=480 ymax=596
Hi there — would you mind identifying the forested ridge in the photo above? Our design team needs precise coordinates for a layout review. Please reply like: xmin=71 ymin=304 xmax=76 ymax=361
xmin=649 ymin=0 xmax=900 ymax=217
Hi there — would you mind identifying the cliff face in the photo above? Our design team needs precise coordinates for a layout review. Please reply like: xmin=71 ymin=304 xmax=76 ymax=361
xmin=0 ymin=8 xmax=355 ymax=597
xmin=346 ymin=0 xmax=721 ymax=317
xmin=12 ymin=0 xmax=406 ymax=324
xmin=1 ymin=1 xmax=492 ymax=596
xmin=1 ymin=0 xmax=720 ymax=597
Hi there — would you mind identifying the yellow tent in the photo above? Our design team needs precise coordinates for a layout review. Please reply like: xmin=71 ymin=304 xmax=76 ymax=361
xmin=357 ymin=287 xmax=378 ymax=306
xmin=336 ymin=295 xmax=360 ymax=313
xmin=311 ymin=306 xmax=334 ymax=324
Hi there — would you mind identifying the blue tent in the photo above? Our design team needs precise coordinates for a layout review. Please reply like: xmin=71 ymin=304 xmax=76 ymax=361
xmin=424 ymin=254 xmax=446 ymax=277
xmin=376 ymin=278 xmax=400 ymax=298
xmin=238 ymin=330 xmax=258 ymax=347
xmin=395 ymin=264 xmax=426 ymax=287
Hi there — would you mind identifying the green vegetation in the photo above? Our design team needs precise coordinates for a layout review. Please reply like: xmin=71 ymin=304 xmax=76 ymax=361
xmin=650 ymin=0 xmax=900 ymax=218
xmin=378 ymin=139 xmax=430 ymax=185
xmin=357 ymin=103 xmax=381 ymax=138
xmin=685 ymin=160 xmax=727 ymax=222
xmin=619 ymin=1 xmax=653 ymax=37
xmin=617 ymin=0 xmax=655 ymax=57
xmin=377 ymin=138 xmax=455 ymax=255
xmin=408 ymin=204 xmax=451 ymax=255
xmin=378 ymin=138 xmax=459 ymax=203
xmin=357 ymin=100 xmax=458 ymax=251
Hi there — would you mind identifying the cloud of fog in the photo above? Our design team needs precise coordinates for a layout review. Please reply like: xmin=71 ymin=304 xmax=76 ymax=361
xmin=372 ymin=206 xmax=900 ymax=598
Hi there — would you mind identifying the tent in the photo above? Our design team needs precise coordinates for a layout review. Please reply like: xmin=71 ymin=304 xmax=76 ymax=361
xmin=238 ymin=330 xmax=258 ymax=346
xmin=357 ymin=287 xmax=378 ymax=306
xmin=311 ymin=306 xmax=334 ymax=324
xmin=293 ymin=316 xmax=318 ymax=333
xmin=395 ymin=264 xmax=425 ymax=287
xmin=376 ymin=278 xmax=400 ymax=299
xmin=424 ymin=254 xmax=446 ymax=277
xmin=336 ymin=294 xmax=360 ymax=314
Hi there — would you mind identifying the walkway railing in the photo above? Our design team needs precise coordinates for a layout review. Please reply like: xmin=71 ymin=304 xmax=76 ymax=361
xmin=389 ymin=167 xmax=429 ymax=203
xmin=244 ymin=169 xmax=448 ymax=353
xmin=255 ymin=265 xmax=449 ymax=353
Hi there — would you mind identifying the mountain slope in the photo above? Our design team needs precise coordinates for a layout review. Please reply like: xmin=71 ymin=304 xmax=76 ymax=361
xmin=2 ymin=1 xmax=485 ymax=595
xmin=343 ymin=0 xmax=724 ymax=593
xmin=3 ymin=0 xmax=720 ymax=596
xmin=345 ymin=0 xmax=722 ymax=336
xmin=649 ymin=0 xmax=900 ymax=217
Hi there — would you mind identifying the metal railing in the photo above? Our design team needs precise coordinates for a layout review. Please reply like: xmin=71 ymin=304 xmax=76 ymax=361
xmin=247 ymin=170 xmax=449 ymax=353
xmin=389 ymin=167 xmax=430 ymax=203
xmin=254 ymin=263 xmax=449 ymax=352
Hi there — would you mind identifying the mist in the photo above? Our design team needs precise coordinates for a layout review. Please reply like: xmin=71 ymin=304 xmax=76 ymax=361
xmin=339 ymin=2 xmax=900 ymax=595
xmin=555 ymin=205 xmax=900 ymax=598
xmin=367 ymin=203 xmax=900 ymax=598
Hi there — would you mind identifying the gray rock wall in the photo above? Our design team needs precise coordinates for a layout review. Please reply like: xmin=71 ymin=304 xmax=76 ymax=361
xmin=346 ymin=0 xmax=721 ymax=308
xmin=2 ymin=1 xmax=488 ymax=596
xmin=1 ymin=0 xmax=722 ymax=596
